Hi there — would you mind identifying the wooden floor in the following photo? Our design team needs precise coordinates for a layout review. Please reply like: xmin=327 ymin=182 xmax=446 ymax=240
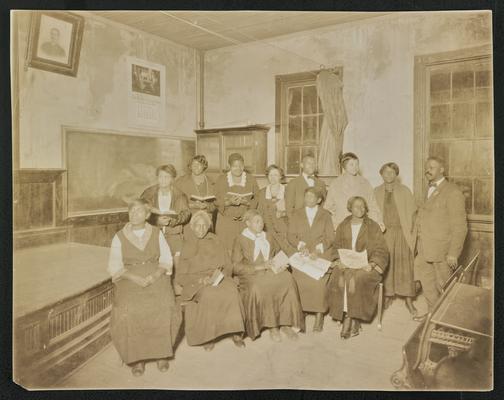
xmin=58 ymin=296 xmax=427 ymax=390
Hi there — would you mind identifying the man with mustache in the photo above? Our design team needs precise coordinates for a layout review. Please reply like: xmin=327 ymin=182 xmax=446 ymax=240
xmin=412 ymin=157 xmax=467 ymax=320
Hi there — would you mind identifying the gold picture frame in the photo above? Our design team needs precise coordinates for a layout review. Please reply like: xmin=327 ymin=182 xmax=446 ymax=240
xmin=26 ymin=11 xmax=84 ymax=77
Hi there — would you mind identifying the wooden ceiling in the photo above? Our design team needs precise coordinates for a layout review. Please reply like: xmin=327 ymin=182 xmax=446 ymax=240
xmin=94 ymin=11 xmax=388 ymax=50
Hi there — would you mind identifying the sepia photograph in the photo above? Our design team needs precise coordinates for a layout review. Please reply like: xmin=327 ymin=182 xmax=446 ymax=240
xmin=11 ymin=9 xmax=494 ymax=392
xmin=25 ymin=11 xmax=84 ymax=76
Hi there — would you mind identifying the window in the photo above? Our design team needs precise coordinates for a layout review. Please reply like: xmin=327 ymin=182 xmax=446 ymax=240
xmin=276 ymin=69 xmax=342 ymax=175
xmin=414 ymin=46 xmax=493 ymax=223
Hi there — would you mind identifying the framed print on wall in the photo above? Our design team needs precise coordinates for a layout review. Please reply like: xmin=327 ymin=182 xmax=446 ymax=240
xmin=26 ymin=11 xmax=85 ymax=77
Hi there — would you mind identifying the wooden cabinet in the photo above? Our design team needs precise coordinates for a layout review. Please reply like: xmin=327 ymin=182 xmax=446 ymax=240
xmin=195 ymin=125 xmax=269 ymax=175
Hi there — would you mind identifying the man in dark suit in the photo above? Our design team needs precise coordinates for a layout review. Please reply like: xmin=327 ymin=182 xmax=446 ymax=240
xmin=285 ymin=154 xmax=327 ymax=218
xmin=413 ymin=157 xmax=467 ymax=316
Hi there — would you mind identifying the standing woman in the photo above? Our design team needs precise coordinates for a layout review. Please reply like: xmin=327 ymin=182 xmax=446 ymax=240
xmin=374 ymin=162 xmax=417 ymax=317
xmin=108 ymin=199 xmax=181 ymax=376
xmin=215 ymin=153 xmax=260 ymax=255
xmin=176 ymin=155 xmax=216 ymax=222
xmin=140 ymin=164 xmax=191 ymax=260
xmin=324 ymin=152 xmax=384 ymax=231
xmin=257 ymin=164 xmax=291 ymax=253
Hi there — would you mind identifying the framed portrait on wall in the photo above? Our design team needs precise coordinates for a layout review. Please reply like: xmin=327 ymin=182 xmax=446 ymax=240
xmin=26 ymin=11 xmax=85 ymax=77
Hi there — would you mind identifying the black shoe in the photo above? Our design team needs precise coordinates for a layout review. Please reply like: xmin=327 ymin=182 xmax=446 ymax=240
xmin=340 ymin=315 xmax=352 ymax=339
xmin=350 ymin=319 xmax=361 ymax=337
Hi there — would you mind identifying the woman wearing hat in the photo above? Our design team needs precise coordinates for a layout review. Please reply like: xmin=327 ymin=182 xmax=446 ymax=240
xmin=215 ymin=153 xmax=260 ymax=255
xmin=324 ymin=152 xmax=384 ymax=232
xmin=140 ymin=164 xmax=191 ymax=258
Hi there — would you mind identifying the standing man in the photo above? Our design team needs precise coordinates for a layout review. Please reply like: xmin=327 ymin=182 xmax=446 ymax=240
xmin=285 ymin=154 xmax=327 ymax=218
xmin=413 ymin=157 xmax=467 ymax=318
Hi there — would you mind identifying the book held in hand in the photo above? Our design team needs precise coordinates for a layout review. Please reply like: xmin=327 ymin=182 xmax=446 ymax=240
xmin=190 ymin=195 xmax=216 ymax=202
xmin=288 ymin=252 xmax=332 ymax=280
xmin=226 ymin=191 xmax=254 ymax=198
xmin=271 ymin=251 xmax=289 ymax=274
xmin=337 ymin=249 xmax=368 ymax=269
xmin=210 ymin=267 xmax=225 ymax=286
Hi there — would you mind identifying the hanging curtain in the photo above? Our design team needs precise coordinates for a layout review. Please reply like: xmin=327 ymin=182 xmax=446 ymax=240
xmin=316 ymin=70 xmax=348 ymax=176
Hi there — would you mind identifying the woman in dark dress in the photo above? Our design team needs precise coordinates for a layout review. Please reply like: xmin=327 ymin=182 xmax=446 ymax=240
xmin=176 ymin=155 xmax=216 ymax=223
xmin=140 ymin=164 xmax=191 ymax=259
xmin=286 ymin=187 xmax=335 ymax=333
xmin=232 ymin=209 xmax=305 ymax=342
xmin=215 ymin=153 xmax=259 ymax=255
xmin=374 ymin=162 xmax=418 ymax=317
xmin=107 ymin=199 xmax=181 ymax=376
xmin=257 ymin=164 xmax=291 ymax=254
xmin=176 ymin=211 xmax=246 ymax=350
xmin=327 ymin=196 xmax=389 ymax=339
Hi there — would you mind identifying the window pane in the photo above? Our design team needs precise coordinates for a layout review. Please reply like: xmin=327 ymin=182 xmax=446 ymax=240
xmin=301 ymin=147 xmax=317 ymax=164
xmin=474 ymin=178 xmax=493 ymax=215
xmin=452 ymin=70 xmax=474 ymax=100
xmin=303 ymin=85 xmax=318 ymax=115
xmin=318 ymin=114 xmax=324 ymax=135
xmin=288 ymin=116 xmax=302 ymax=143
xmin=451 ymin=178 xmax=473 ymax=214
xmin=303 ymin=116 xmax=318 ymax=144
xmin=472 ymin=140 xmax=493 ymax=176
xmin=430 ymin=104 xmax=450 ymax=139
xmin=286 ymin=147 xmax=300 ymax=175
xmin=429 ymin=142 xmax=450 ymax=176
xmin=476 ymin=102 xmax=492 ymax=137
xmin=452 ymin=103 xmax=474 ymax=138
xmin=288 ymin=87 xmax=302 ymax=116
xmin=449 ymin=141 xmax=472 ymax=176
xmin=476 ymin=70 xmax=491 ymax=87
xmin=430 ymin=71 xmax=450 ymax=103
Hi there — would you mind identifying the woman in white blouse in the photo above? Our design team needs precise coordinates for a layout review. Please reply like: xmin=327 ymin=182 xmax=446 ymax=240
xmin=107 ymin=198 xmax=181 ymax=376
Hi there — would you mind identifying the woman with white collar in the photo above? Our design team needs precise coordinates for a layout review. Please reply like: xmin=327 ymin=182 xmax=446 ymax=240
xmin=232 ymin=209 xmax=305 ymax=342
xmin=287 ymin=186 xmax=336 ymax=332
xmin=257 ymin=164 xmax=291 ymax=253
xmin=215 ymin=153 xmax=260 ymax=255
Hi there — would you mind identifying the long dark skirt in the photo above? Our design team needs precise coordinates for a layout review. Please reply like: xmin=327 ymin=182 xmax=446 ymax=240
xmin=383 ymin=226 xmax=415 ymax=297
xmin=110 ymin=263 xmax=182 ymax=364
xmin=216 ymin=213 xmax=246 ymax=255
xmin=238 ymin=270 xmax=305 ymax=339
xmin=291 ymin=269 xmax=331 ymax=313
xmin=327 ymin=268 xmax=381 ymax=322
xmin=184 ymin=278 xmax=245 ymax=345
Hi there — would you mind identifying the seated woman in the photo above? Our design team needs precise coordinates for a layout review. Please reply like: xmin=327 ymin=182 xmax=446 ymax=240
xmin=232 ymin=209 xmax=305 ymax=342
xmin=176 ymin=211 xmax=246 ymax=350
xmin=140 ymin=164 xmax=191 ymax=259
xmin=287 ymin=187 xmax=335 ymax=332
xmin=257 ymin=164 xmax=291 ymax=253
xmin=215 ymin=153 xmax=260 ymax=255
xmin=327 ymin=196 xmax=389 ymax=339
xmin=107 ymin=198 xmax=182 ymax=376
xmin=176 ymin=155 xmax=216 ymax=221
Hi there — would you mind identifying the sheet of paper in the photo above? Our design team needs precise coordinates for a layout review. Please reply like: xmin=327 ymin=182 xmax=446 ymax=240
xmin=271 ymin=251 xmax=289 ymax=274
xmin=337 ymin=249 xmax=368 ymax=269
xmin=211 ymin=270 xmax=224 ymax=286
xmin=288 ymin=252 xmax=331 ymax=280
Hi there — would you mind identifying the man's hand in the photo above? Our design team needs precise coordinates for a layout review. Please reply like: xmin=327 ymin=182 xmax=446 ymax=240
xmin=446 ymin=255 xmax=458 ymax=270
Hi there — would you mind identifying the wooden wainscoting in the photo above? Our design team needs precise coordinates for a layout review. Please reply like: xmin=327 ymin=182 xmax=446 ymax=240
xmin=67 ymin=212 xmax=129 ymax=247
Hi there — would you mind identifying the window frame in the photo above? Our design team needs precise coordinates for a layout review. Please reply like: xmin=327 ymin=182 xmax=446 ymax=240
xmin=413 ymin=45 xmax=493 ymax=231
xmin=275 ymin=68 xmax=343 ymax=177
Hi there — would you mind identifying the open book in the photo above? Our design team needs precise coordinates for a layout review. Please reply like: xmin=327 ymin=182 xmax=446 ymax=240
xmin=288 ymin=252 xmax=332 ymax=280
xmin=337 ymin=249 xmax=368 ymax=269
xmin=190 ymin=195 xmax=216 ymax=202
xmin=271 ymin=251 xmax=289 ymax=274
xmin=226 ymin=191 xmax=254 ymax=198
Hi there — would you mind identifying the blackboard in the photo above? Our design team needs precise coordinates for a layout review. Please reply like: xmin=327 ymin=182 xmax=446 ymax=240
xmin=64 ymin=128 xmax=195 ymax=216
